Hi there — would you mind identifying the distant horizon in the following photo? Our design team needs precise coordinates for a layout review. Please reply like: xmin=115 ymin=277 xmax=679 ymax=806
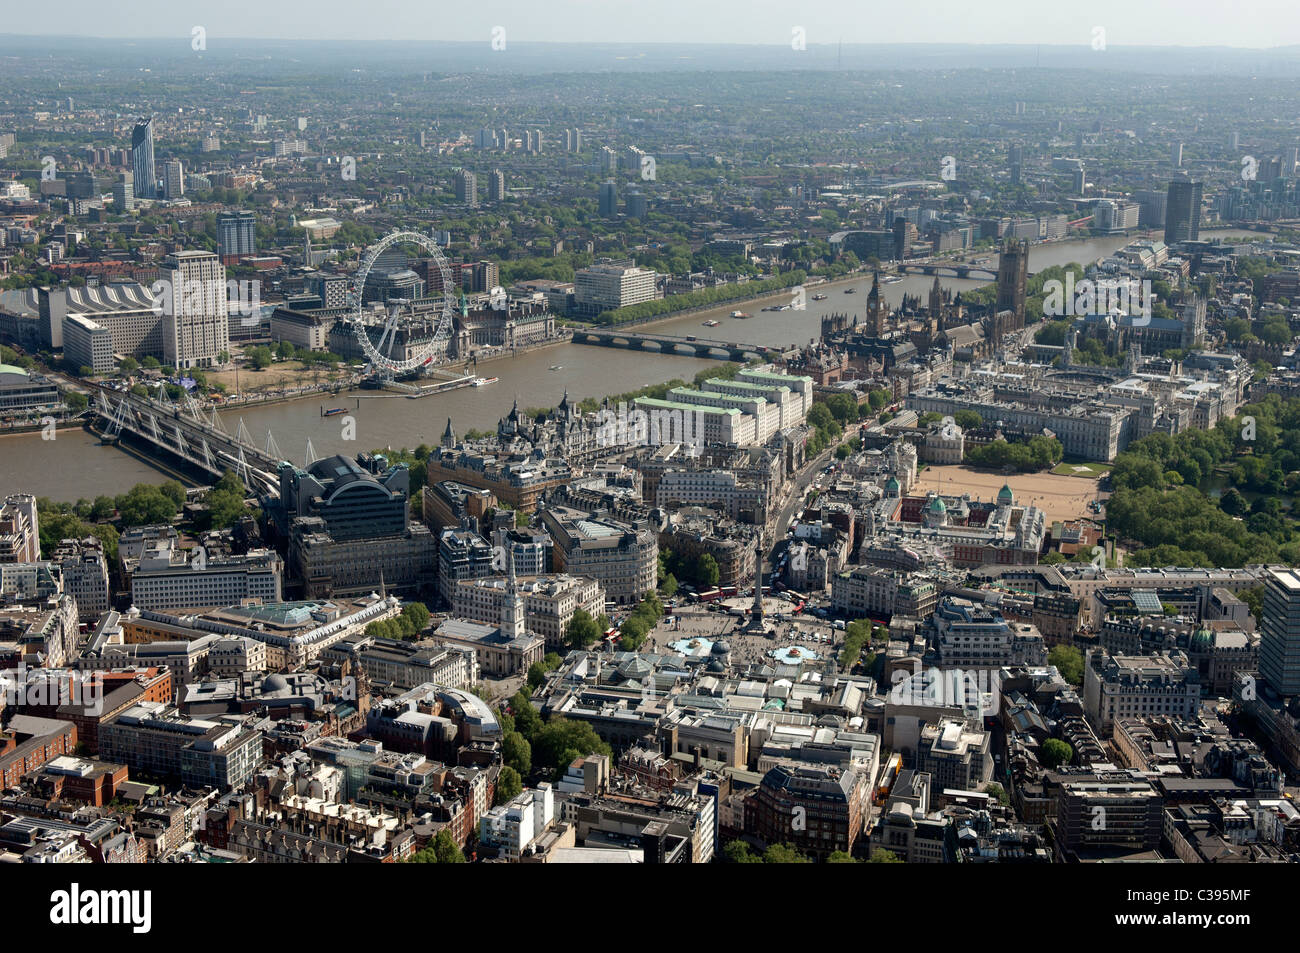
xmin=5 ymin=35 xmax=1300 ymax=51
xmin=2 ymin=0 xmax=1299 ymax=49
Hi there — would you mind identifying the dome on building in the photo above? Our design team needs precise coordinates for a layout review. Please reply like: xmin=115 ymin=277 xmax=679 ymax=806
xmin=929 ymin=496 xmax=947 ymax=514
xmin=997 ymin=483 xmax=1014 ymax=505
xmin=712 ymin=640 xmax=731 ymax=655
xmin=1190 ymin=627 xmax=1214 ymax=653
xmin=262 ymin=673 xmax=290 ymax=694
xmin=885 ymin=476 xmax=900 ymax=495
xmin=706 ymin=658 xmax=726 ymax=674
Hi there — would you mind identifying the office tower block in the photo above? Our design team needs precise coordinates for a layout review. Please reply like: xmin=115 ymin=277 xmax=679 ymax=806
xmin=162 ymin=159 xmax=184 ymax=200
xmin=1135 ymin=189 xmax=1167 ymax=229
xmin=1008 ymin=144 xmax=1023 ymax=185
xmin=216 ymin=210 xmax=257 ymax=266
xmin=113 ymin=172 xmax=134 ymax=211
xmin=162 ymin=250 xmax=230 ymax=370
xmin=1260 ymin=568 xmax=1300 ymax=696
xmin=454 ymin=169 xmax=478 ymax=207
xmin=131 ymin=116 xmax=157 ymax=198
xmin=598 ymin=180 xmax=618 ymax=217
xmin=488 ymin=169 xmax=506 ymax=202
xmin=996 ymin=238 xmax=1029 ymax=330
xmin=1164 ymin=176 xmax=1203 ymax=245
xmin=1171 ymin=142 xmax=1183 ymax=168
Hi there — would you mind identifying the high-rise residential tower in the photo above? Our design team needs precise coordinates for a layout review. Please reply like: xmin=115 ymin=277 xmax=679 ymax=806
xmin=217 ymin=210 xmax=257 ymax=266
xmin=454 ymin=169 xmax=478 ymax=208
xmin=598 ymin=180 xmax=617 ymax=217
xmin=131 ymin=116 xmax=157 ymax=199
xmin=1164 ymin=176 xmax=1203 ymax=245
xmin=162 ymin=158 xmax=184 ymax=200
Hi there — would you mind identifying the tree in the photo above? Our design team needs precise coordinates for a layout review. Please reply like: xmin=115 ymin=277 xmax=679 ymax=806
xmin=723 ymin=840 xmax=762 ymax=863
xmin=248 ymin=346 xmax=273 ymax=370
xmin=1048 ymin=644 xmax=1085 ymax=686
xmin=276 ymin=340 xmax=296 ymax=360
xmin=409 ymin=829 xmax=465 ymax=863
xmin=1041 ymin=738 xmax=1074 ymax=769
xmin=1219 ymin=488 xmax=1249 ymax=517
xmin=160 ymin=480 xmax=186 ymax=508
xmin=204 ymin=469 xmax=250 ymax=530
xmin=564 ymin=608 xmax=602 ymax=648
xmin=510 ymin=690 xmax=543 ymax=739
xmin=526 ymin=662 xmax=547 ymax=691
xmin=827 ymin=851 xmax=859 ymax=863
xmin=502 ymin=731 xmax=532 ymax=775
xmin=114 ymin=483 xmax=180 ymax=526
xmin=64 ymin=390 xmax=88 ymax=412
xmin=762 ymin=843 xmax=810 ymax=863
xmin=142 ymin=356 xmax=161 ymax=370
xmin=696 ymin=553 xmax=720 ymax=589
xmin=660 ymin=573 xmax=679 ymax=598
xmin=119 ymin=356 xmax=139 ymax=376
xmin=1241 ymin=586 xmax=1264 ymax=623
xmin=494 ymin=766 xmax=523 ymax=806
xmin=867 ymin=848 xmax=903 ymax=863
xmin=531 ymin=716 xmax=611 ymax=780
xmin=984 ymin=782 xmax=1011 ymax=807
xmin=402 ymin=601 xmax=430 ymax=633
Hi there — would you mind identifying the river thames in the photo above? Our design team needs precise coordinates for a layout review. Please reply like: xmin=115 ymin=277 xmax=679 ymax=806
xmin=0 ymin=230 xmax=1258 ymax=500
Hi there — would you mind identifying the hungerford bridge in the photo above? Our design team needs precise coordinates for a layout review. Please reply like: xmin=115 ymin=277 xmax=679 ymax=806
xmin=91 ymin=384 xmax=327 ymax=498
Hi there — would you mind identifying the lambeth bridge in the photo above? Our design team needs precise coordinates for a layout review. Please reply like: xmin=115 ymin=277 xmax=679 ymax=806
xmin=897 ymin=263 xmax=998 ymax=281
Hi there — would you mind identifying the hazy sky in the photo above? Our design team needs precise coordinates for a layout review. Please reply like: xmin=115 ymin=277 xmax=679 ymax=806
xmin=7 ymin=0 xmax=1300 ymax=48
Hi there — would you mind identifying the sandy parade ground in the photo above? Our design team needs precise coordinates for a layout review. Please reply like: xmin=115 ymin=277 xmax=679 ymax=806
xmin=912 ymin=464 xmax=1103 ymax=525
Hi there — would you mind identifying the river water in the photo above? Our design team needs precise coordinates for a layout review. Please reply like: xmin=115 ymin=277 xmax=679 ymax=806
xmin=1 ymin=230 xmax=1258 ymax=500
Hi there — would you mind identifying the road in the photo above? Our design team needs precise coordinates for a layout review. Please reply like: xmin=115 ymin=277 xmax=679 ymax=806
xmin=764 ymin=424 xmax=857 ymax=579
